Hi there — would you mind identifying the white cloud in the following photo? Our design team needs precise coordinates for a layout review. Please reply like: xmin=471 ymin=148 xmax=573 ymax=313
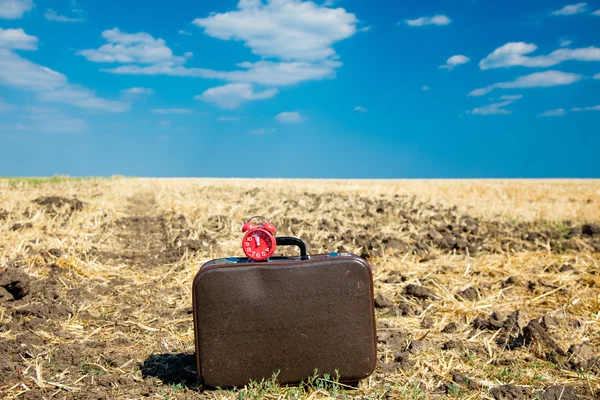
xmin=572 ymin=105 xmax=600 ymax=111
xmin=471 ymin=96 xmax=522 ymax=116
xmin=80 ymin=28 xmax=185 ymax=64
xmin=0 ymin=0 xmax=34 ymax=19
xmin=0 ymin=37 xmax=129 ymax=113
xmin=0 ymin=27 xmax=38 ymax=50
xmin=471 ymin=101 xmax=513 ymax=115
xmin=479 ymin=42 xmax=600 ymax=70
xmin=103 ymin=63 xmax=192 ymax=76
xmin=405 ymin=15 xmax=451 ymax=26
xmin=25 ymin=105 xmax=58 ymax=113
xmin=559 ymin=39 xmax=572 ymax=47
xmin=28 ymin=113 xmax=89 ymax=133
xmin=539 ymin=108 xmax=566 ymax=117
xmin=275 ymin=111 xmax=306 ymax=123
xmin=178 ymin=30 xmax=192 ymax=35
xmin=422 ymin=85 xmax=430 ymax=91
xmin=0 ymin=111 xmax=89 ymax=134
xmin=36 ymin=86 xmax=130 ymax=112
xmin=218 ymin=116 xmax=245 ymax=121
xmin=538 ymin=106 xmax=598 ymax=117
xmin=0 ymin=122 xmax=27 ymax=133
xmin=0 ymin=48 xmax=67 ymax=91
xmin=105 ymin=59 xmax=340 ymax=86
xmin=45 ymin=9 xmax=84 ymax=22
xmin=594 ymin=73 xmax=600 ymax=79
xmin=121 ymin=87 xmax=154 ymax=95
xmin=158 ymin=120 xmax=172 ymax=126
xmin=215 ymin=60 xmax=340 ymax=85
xmin=71 ymin=4 xmax=84 ymax=16
xmin=85 ymin=1 xmax=359 ymax=98
xmin=354 ymin=106 xmax=367 ymax=113
xmin=551 ymin=3 xmax=587 ymax=15
xmin=195 ymin=83 xmax=278 ymax=109
xmin=192 ymin=0 xmax=358 ymax=61
xmin=86 ymin=1 xmax=359 ymax=98
xmin=250 ymin=128 xmax=276 ymax=134
xmin=593 ymin=10 xmax=600 ymax=16
xmin=468 ymin=70 xmax=584 ymax=96
xmin=499 ymin=94 xmax=523 ymax=101
xmin=151 ymin=108 xmax=193 ymax=114
xmin=0 ymin=97 xmax=15 ymax=112
xmin=439 ymin=54 xmax=469 ymax=70
xmin=360 ymin=26 xmax=371 ymax=32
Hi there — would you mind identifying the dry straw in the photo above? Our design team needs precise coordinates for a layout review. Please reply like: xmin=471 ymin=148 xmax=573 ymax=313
xmin=0 ymin=178 xmax=598 ymax=399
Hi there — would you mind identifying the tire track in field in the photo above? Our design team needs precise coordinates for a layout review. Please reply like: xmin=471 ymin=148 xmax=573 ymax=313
xmin=97 ymin=190 xmax=181 ymax=267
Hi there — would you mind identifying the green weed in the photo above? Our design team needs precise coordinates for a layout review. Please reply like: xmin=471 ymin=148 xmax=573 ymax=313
xmin=228 ymin=370 xmax=349 ymax=400
xmin=0 ymin=175 xmax=124 ymax=187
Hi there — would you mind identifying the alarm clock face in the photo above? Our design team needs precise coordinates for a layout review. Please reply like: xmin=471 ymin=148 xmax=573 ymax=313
xmin=243 ymin=228 xmax=275 ymax=261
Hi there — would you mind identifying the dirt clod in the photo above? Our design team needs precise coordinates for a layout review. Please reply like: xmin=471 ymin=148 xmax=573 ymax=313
xmin=568 ymin=343 xmax=598 ymax=370
xmin=10 ymin=222 xmax=33 ymax=231
xmin=405 ymin=284 xmax=437 ymax=300
xmin=559 ymin=263 xmax=575 ymax=272
xmin=408 ymin=340 xmax=432 ymax=354
xmin=442 ymin=340 xmax=465 ymax=352
xmin=0 ymin=286 xmax=13 ymax=302
xmin=32 ymin=196 xmax=84 ymax=213
xmin=46 ymin=248 xmax=64 ymax=258
xmin=374 ymin=293 xmax=394 ymax=308
xmin=421 ymin=317 xmax=433 ymax=328
xmin=379 ymin=331 xmax=410 ymax=354
xmin=396 ymin=301 xmax=417 ymax=316
xmin=0 ymin=268 xmax=30 ymax=301
xmin=377 ymin=331 xmax=391 ymax=343
xmin=474 ymin=311 xmax=506 ymax=331
xmin=541 ymin=315 xmax=560 ymax=329
xmin=450 ymin=370 xmax=480 ymax=390
xmin=382 ymin=271 xmax=405 ymax=283
xmin=503 ymin=276 xmax=520 ymax=287
xmin=581 ymin=223 xmax=600 ymax=236
xmin=419 ymin=254 xmax=436 ymax=263
xmin=457 ymin=286 xmax=479 ymax=301
xmin=517 ymin=319 xmax=565 ymax=358
xmin=442 ymin=322 xmax=458 ymax=333
xmin=394 ymin=351 xmax=415 ymax=372
xmin=536 ymin=385 xmax=580 ymax=400
xmin=490 ymin=384 xmax=529 ymax=400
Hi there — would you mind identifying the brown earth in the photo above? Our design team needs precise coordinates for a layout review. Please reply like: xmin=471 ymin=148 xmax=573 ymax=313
xmin=0 ymin=178 xmax=599 ymax=399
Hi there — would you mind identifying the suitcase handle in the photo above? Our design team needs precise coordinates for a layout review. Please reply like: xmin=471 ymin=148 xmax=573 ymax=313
xmin=275 ymin=237 xmax=309 ymax=260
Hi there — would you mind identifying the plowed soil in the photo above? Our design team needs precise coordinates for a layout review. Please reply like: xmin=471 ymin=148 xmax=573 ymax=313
xmin=0 ymin=178 xmax=599 ymax=399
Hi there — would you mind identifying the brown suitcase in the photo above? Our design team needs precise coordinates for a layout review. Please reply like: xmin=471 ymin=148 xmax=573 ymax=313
xmin=192 ymin=236 xmax=377 ymax=388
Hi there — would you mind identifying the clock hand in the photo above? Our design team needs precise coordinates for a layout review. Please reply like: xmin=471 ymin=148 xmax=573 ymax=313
xmin=255 ymin=234 xmax=260 ymax=247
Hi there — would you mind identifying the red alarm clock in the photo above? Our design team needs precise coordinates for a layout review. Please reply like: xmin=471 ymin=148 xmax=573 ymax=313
xmin=242 ymin=216 xmax=277 ymax=261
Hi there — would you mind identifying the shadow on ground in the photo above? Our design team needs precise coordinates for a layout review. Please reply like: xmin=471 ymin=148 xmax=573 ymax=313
xmin=141 ymin=353 xmax=199 ymax=388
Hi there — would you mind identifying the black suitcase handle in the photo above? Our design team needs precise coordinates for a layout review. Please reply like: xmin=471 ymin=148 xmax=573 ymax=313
xmin=276 ymin=237 xmax=308 ymax=260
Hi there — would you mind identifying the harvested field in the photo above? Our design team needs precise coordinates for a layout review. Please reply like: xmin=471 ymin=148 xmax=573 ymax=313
xmin=0 ymin=178 xmax=599 ymax=399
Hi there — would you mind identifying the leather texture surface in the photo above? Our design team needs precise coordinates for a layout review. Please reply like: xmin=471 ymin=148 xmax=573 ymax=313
xmin=192 ymin=255 xmax=376 ymax=388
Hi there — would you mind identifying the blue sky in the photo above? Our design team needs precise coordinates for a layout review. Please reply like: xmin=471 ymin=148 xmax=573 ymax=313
xmin=0 ymin=0 xmax=599 ymax=178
